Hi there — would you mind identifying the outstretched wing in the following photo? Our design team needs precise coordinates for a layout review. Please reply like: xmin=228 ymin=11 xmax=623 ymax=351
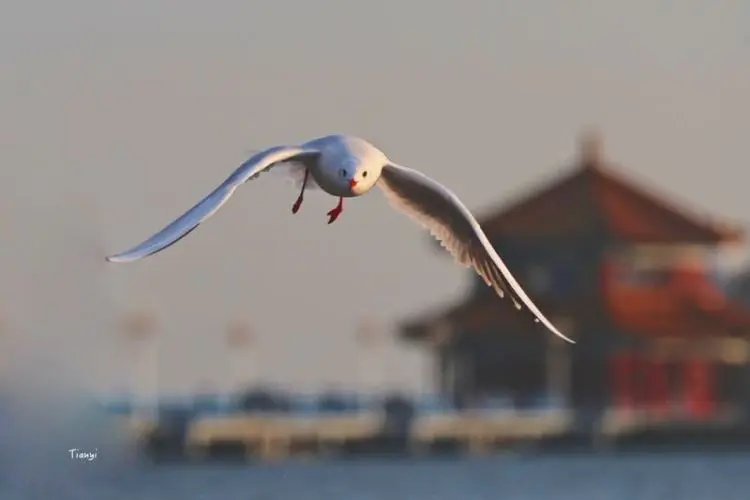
xmin=105 ymin=146 xmax=320 ymax=263
xmin=378 ymin=162 xmax=574 ymax=344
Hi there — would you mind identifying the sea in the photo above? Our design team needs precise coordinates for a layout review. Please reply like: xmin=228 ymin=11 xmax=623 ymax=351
xmin=2 ymin=390 xmax=750 ymax=500
xmin=4 ymin=449 xmax=750 ymax=499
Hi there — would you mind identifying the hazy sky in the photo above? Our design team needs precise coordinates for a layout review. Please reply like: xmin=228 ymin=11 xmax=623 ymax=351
xmin=0 ymin=1 xmax=748 ymax=396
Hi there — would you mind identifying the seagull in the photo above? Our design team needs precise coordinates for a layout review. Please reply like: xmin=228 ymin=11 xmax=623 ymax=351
xmin=105 ymin=134 xmax=574 ymax=344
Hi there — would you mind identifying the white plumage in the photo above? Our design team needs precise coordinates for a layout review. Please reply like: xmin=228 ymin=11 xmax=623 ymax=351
xmin=106 ymin=134 xmax=574 ymax=344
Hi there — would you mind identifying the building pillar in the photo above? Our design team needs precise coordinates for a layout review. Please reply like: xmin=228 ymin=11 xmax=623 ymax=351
xmin=744 ymin=364 xmax=750 ymax=417
xmin=435 ymin=347 xmax=465 ymax=408
xmin=546 ymin=319 xmax=574 ymax=408
xmin=684 ymin=358 xmax=715 ymax=420
xmin=452 ymin=348 xmax=474 ymax=408
xmin=546 ymin=336 xmax=571 ymax=407
xmin=446 ymin=349 xmax=460 ymax=406
xmin=644 ymin=356 xmax=669 ymax=415
xmin=430 ymin=320 xmax=454 ymax=401
xmin=435 ymin=346 xmax=448 ymax=396
xmin=611 ymin=351 xmax=636 ymax=412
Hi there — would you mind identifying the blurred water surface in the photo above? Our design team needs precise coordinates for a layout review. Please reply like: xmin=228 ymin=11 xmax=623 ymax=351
xmin=3 ymin=450 xmax=749 ymax=500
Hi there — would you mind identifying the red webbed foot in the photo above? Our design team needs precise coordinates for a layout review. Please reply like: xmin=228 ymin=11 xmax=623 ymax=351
xmin=327 ymin=197 xmax=344 ymax=224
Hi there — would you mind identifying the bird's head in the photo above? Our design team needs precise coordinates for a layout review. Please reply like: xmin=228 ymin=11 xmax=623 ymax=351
xmin=337 ymin=153 xmax=387 ymax=196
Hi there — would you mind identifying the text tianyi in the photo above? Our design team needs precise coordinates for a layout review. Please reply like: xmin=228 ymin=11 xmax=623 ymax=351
xmin=68 ymin=448 xmax=98 ymax=462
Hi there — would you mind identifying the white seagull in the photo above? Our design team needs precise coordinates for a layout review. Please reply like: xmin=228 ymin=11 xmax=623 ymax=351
xmin=105 ymin=134 xmax=574 ymax=344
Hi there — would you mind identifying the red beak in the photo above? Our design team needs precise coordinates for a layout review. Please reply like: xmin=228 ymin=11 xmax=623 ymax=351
xmin=349 ymin=179 xmax=358 ymax=188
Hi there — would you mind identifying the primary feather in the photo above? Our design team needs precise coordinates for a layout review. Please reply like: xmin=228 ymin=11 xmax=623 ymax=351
xmin=378 ymin=163 xmax=574 ymax=344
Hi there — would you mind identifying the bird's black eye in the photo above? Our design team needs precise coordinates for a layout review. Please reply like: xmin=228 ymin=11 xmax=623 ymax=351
xmin=340 ymin=169 xmax=347 ymax=177
xmin=362 ymin=171 xmax=368 ymax=178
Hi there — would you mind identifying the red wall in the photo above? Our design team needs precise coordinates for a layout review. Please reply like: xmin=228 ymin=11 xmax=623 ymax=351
xmin=609 ymin=351 xmax=715 ymax=418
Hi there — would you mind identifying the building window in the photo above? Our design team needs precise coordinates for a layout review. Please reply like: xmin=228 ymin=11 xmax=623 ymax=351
xmin=618 ymin=267 xmax=671 ymax=286
xmin=610 ymin=247 xmax=671 ymax=286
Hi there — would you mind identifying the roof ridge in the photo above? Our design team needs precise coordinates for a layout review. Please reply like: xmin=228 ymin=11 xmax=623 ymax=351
xmin=592 ymin=161 xmax=743 ymax=241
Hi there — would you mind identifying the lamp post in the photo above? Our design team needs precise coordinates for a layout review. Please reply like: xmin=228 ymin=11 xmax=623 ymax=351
xmin=121 ymin=310 xmax=158 ymax=418
xmin=226 ymin=321 xmax=254 ymax=401
xmin=356 ymin=318 xmax=383 ymax=396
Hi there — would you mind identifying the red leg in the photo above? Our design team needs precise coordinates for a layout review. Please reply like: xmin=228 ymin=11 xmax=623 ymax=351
xmin=326 ymin=197 xmax=344 ymax=224
xmin=291 ymin=169 xmax=309 ymax=214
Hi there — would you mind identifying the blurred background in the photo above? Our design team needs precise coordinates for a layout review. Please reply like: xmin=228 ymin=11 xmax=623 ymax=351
xmin=1 ymin=1 xmax=749 ymax=499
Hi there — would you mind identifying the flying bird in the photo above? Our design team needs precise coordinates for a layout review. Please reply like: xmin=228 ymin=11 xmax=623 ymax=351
xmin=105 ymin=134 xmax=574 ymax=344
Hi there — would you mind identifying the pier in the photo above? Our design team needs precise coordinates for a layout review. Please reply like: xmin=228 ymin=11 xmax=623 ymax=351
xmin=124 ymin=406 xmax=578 ymax=461
xmin=119 ymin=402 xmax=750 ymax=462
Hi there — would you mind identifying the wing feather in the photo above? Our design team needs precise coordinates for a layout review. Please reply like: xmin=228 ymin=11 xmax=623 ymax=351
xmin=105 ymin=146 xmax=320 ymax=263
xmin=378 ymin=163 xmax=574 ymax=343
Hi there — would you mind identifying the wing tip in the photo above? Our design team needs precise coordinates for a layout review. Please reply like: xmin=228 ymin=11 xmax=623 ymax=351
xmin=105 ymin=253 xmax=131 ymax=264
xmin=535 ymin=318 xmax=575 ymax=344
xmin=552 ymin=327 xmax=576 ymax=344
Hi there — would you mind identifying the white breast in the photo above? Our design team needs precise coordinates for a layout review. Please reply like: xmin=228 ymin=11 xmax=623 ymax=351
xmin=305 ymin=135 xmax=387 ymax=197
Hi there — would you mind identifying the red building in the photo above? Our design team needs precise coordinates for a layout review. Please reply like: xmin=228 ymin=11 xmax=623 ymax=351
xmin=399 ymin=132 xmax=750 ymax=422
